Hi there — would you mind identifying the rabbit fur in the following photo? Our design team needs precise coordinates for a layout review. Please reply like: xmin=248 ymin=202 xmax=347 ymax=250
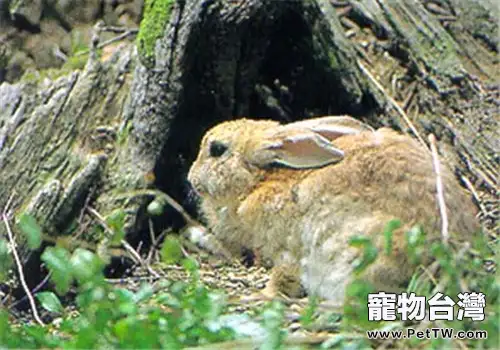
xmin=187 ymin=116 xmax=479 ymax=301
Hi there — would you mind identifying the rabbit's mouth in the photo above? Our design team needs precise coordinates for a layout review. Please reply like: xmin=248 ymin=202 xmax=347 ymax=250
xmin=187 ymin=180 xmax=204 ymax=197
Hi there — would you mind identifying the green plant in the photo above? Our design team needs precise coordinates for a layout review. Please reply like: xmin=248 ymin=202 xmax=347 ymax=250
xmin=333 ymin=225 xmax=498 ymax=349
xmin=1 ymin=214 xmax=238 ymax=349
xmin=1 ymin=213 xmax=496 ymax=350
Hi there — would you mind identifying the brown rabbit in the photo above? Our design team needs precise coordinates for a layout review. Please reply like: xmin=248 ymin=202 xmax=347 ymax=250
xmin=187 ymin=116 xmax=479 ymax=301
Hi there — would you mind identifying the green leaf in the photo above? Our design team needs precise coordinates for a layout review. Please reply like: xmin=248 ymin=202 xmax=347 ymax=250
xmin=112 ymin=288 xmax=137 ymax=315
xmin=0 ymin=239 xmax=12 ymax=282
xmin=345 ymin=279 xmax=374 ymax=300
xmin=348 ymin=236 xmax=378 ymax=274
xmin=17 ymin=213 xmax=42 ymax=250
xmin=134 ymin=283 xmax=155 ymax=303
xmin=383 ymin=219 xmax=401 ymax=256
xmin=0 ymin=310 xmax=10 ymax=340
xmin=300 ymin=295 xmax=318 ymax=326
xmin=36 ymin=291 xmax=64 ymax=314
xmin=41 ymin=246 xmax=73 ymax=294
xmin=70 ymin=248 xmax=104 ymax=283
xmin=114 ymin=288 xmax=135 ymax=303
xmin=207 ymin=314 xmax=260 ymax=339
xmin=182 ymin=257 xmax=199 ymax=273
xmin=147 ymin=200 xmax=164 ymax=216
xmin=160 ymin=236 xmax=183 ymax=264
xmin=23 ymin=325 xmax=53 ymax=345
xmin=343 ymin=279 xmax=374 ymax=329
xmin=113 ymin=318 xmax=132 ymax=342
xmin=321 ymin=334 xmax=347 ymax=348
xmin=406 ymin=225 xmax=425 ymax=246
xmin=406 ymin=270 xmax=432 ymax=296
xmin=405 ymin=225 xmax=426 ymax=264
xmin=106 ymin=209 xmax=126 ymax=245
xmin=260 ymin=301 xmax=285 ymax=350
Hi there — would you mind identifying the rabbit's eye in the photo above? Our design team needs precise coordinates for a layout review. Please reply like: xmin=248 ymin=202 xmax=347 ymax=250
xmin=209 ymin=141 xmax=228 ymax=157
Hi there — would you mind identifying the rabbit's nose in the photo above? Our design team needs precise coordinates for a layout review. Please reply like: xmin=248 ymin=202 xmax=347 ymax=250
xmin=187 ymin=171 xmax=198 ymax=188
xmin=186 ymin=176 xmax=204 ymax=196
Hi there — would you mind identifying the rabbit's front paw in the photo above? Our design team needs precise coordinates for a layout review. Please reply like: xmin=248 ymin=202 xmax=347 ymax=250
xmin=186 ymin=227 xmax=233 ymax=261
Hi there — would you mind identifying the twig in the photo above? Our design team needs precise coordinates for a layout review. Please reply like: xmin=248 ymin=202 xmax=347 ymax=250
xmin=357 ymin=60 xmax=429 ymax=151
xmin=114 ymin=189 xmax=201 ymax=227
xmin=86 ymin=207 xmax=161 ymax=278
xmin=146 ymin=218 xmax=157 ymax=264
xmin=428 ymin=134 xmax=449 ymax=245
xmin=151 ymin=230 xmax=169 ymax=256
xmin=460 ymin=150 xmax=497 ymax=193
xmin=75 ymin=29 xmax=138 ymax=57
xmin=436 ymin=15 xmax=457 ymax=22
xmin=415 ymin=260 xmax=440 ymax=287
xmin=136 ymin=241 xmax=143 ymax=256
xmin=105 ymin=275 xmax=161 ymax=284
xmin=331 ymin=0 xmax=350 ymax=7
xmin=8 ymin=272 xmax=52 ymax=310
xmin=460 ymin=175 xmax=487 ymax=216
xmin=101 ymin=26 xmax=139 ymax=34
xmin=2 ymin=193 xmax=45 ymax=326
xmin=402 ymin=81 xmax=418 ymax=110
xmin=89 ymin=21 xmax=104 ymax=63
xmin=78 ymin=187 xmax=95 ymax=224
xmin=354 ymin=43 xmax=373 ymax=65
xmin=96 ymin=31 xmax=136 ymax=50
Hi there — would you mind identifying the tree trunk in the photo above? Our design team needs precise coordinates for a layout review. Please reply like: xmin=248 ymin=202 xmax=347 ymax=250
xmin=0 ymin=0 xmax=497 ymax=266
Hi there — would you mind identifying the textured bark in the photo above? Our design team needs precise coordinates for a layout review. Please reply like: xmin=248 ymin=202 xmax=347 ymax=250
xmin=0 ymin=0 xmax=497 ymax=266
xmin=0 ymin=48 xmax=135 ymax=256
xmin=344 ymin=0 xmax=498 ymax=204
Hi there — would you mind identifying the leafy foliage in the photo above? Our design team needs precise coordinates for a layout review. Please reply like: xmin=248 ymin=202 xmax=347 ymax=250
xmin=1 ymin=248 xmax=237 ymax=348
xmin=17 ymin=213 xmax=42 ymax=250
xmin=105 ymin=209 xmax=127 ymax=245
xmin=324 ymin=226 xmax=498 ymax=349
xmin=1 ymin=214 xmax=497 ymax=349
xmin=0 ymin=239 xmax=12 ymax=282
xmin=36 ymin=292 xmax=64 ymax=314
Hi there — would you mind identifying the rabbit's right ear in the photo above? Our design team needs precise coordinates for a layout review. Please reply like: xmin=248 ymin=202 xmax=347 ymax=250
xmin=250 ymin=128 xmax=345 ymax=169
xmin=281 ymin=116 xmax=374 ymax=142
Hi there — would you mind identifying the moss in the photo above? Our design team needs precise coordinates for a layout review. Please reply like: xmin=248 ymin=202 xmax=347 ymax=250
xmin=20 ymin=65 xmax=76 ymax=83
xmin=136 ymin=0 xmax=175 ymax=68
xmin=20 ymin=67 xmax=70 ymax=84
xmin=71 ymin=30 xmax=89 ymax=56
xmin=116 ymin=121 xmax=133 ymax=146
xmin=0 ymin=45 xmax=8 ymax=69
xmin=19 ymin=50 xmax=102 ymax=84
xmin=8 ymin=0 xmax=21 ymax=13
xmin=328 ymin=51 xmax=339 ymax=69
xmin=63 ymin=54 xmax=88 ymax=71
xmin=20 ymin=69 xmax=40 ymax=83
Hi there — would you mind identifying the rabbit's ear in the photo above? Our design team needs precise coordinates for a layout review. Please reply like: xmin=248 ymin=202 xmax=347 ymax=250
xmin=282 ymin=116 xmax=373 ymax=141
xmin=252 ymin=128 xmax=345 ymax=169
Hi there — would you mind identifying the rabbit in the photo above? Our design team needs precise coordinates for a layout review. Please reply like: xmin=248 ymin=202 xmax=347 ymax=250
xmin=187 ymin=116 xmax=480 ymax=301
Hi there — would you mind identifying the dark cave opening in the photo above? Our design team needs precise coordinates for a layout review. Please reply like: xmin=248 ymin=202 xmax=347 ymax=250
xmin=248 ymin=6 xmax=375 ymax=121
